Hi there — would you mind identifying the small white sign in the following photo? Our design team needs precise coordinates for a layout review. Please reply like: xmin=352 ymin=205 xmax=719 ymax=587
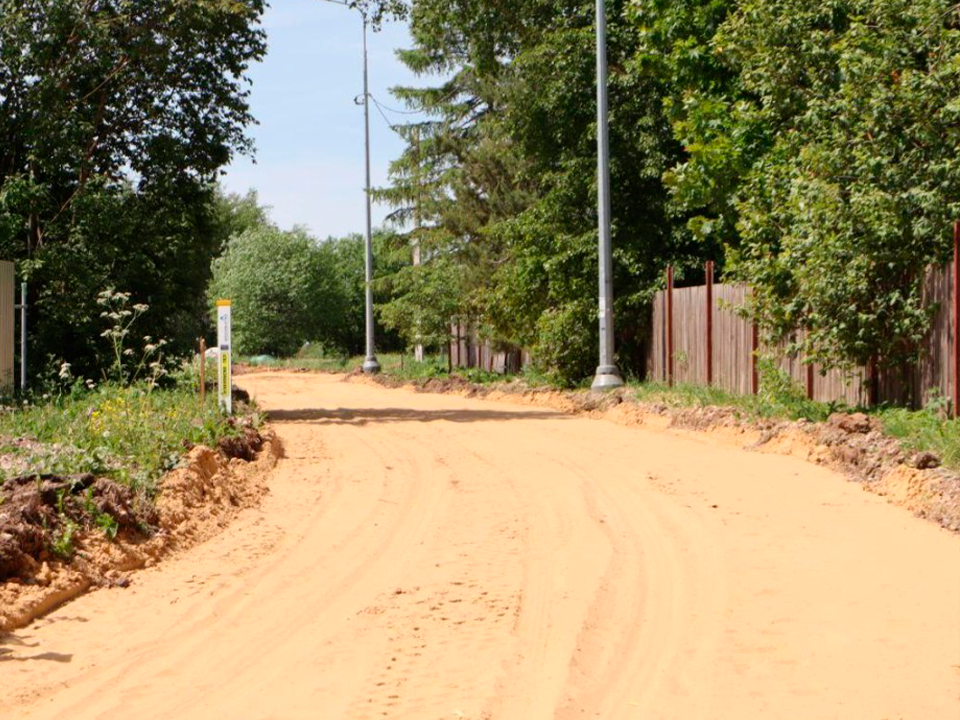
xmin=216 ymin=300 xmax=232 ymax=414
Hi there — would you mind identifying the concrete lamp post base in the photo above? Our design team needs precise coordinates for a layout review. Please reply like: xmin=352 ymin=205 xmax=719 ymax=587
xmin=591 ymin=364 xmax=623 ymax=391
xmin=362 ymin=357 xmax=381 ymax=374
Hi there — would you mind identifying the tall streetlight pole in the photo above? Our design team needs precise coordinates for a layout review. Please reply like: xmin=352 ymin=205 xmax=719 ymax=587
xmin=591 ymin=0 xmax=623 ymax=390
xmin=320 ymin=0 xmax=379 ymax=373
xmin=359 ymin=12 xmax=380 ymax=373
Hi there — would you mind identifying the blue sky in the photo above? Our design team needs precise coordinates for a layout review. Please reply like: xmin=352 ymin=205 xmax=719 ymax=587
xmin=221 ymin=1 xmax=426 ymax=239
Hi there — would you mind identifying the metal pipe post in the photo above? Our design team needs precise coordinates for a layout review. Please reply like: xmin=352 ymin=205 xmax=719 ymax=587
xmin=667 ymin=266 xmax=674 ymax=386
xmin=705 ymin=260 xmax=714 ymax=386
xmin=591 ymin=0 xmax=623 ymax=391
xmin=360 ymin=15 xmax=380 ymax=374
xmin=20 ymin=281 xmax=27 ymax=393
xmin=199 ymin=337 xmax=207 ymax=404
xmin=954 ymin=221 xmax=960 ymax=416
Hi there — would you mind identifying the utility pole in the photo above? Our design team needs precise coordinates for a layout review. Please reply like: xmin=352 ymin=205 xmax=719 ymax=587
xmin=318 ymin=0 xmax=379 ymax=373
xmin=360 ymin=12 xmax=380 ymax=374
xmin=591 ymin=0 xmax=624 ymax=391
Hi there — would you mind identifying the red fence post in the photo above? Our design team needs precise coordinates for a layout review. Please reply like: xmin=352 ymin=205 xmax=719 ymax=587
xmin=706 ymin=261 xmax=714 ymax=386
xmin=751 ymin=321 xmax=759 ymax=395
xmin=954 ymin=221 xmax=960 ymax=417
xmin=868 ymin=355 xmax=879 ymax=408
xmin=667 ymin=266 xmax=674 ymax=387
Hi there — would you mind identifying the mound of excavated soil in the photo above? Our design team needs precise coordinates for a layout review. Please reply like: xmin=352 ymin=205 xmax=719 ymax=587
xmin=0 ymin=473 xmax=155 ymax=581
xmin=0 ymin=430 xmax=280 ymax=632
xmin=349 ymin=373 xmax=960 ymax=533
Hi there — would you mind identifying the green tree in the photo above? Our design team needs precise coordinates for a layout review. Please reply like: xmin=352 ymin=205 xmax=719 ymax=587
xmin=715 ymin=0 xmax=960 ymax=370
xmin=209 ymin=226 xmax=404 ymax=358
xmin=210 ymin=188 xmax=273 ymax=252
xmin=626 ymin=0 xmax=738 ymax=256
xmin=0 ymin=0 xmax=266 ymax=375
xmin=380 ymin=0 xmax=686 ymax=384
xmin=320 ymin=232 xmax=406 ymax=356
xmin=209 ymin=227 xmax=343 ymax=357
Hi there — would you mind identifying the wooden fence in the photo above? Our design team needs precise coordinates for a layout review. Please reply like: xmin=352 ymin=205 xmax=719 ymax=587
xmin=646 ymin=259 xmax=957 ymax=411
xmin=449 ymin=322 xmax=527 ymax=375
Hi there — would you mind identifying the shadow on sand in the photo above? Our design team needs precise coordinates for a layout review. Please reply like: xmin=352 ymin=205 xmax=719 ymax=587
xmin=0 ymin=632 xmax=72 ymax=664
xmin=266 ymin=406 xmax=566 ymax=426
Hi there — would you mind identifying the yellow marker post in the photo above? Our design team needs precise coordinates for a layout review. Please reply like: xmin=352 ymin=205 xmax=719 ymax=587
xmin=216 ymin=300 xmax=232 ymax=414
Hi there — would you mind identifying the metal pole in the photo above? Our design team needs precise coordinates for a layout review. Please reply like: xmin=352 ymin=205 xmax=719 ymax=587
xmin=667 ymin=266 xmax=674 ymax=387
xmin=954 ymin=220 xmax=959 ymax=416
xmin=413 ymin=126 xmax=424 ymax=363
xmin=199 ymin=337 xmax=206 ymax=404
xmin=19 ymin=281 xmax=26 ymax=393
xmin=591 ymin=0 xmax=623 ymax=390
xmin=706 ymin=260 xmax=714 ymax=386
xmin=360 ymin=14 xmax=380 ymax=374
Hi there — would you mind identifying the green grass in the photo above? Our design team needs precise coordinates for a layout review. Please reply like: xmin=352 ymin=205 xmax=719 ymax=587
xmin=629 ymin=380 xmax=835 ymax=423
xmin=242 ymin=350 xmax=408 ymax=374
xmin=630 ymin=381 xmax=960 ymax=471
xmin=874 ymin=403 xmax=960 ymax=470
xmin=0 ymin=380 xmax=245 ymax=495
xmin=241 ymin=348 xmax=535 ymax=385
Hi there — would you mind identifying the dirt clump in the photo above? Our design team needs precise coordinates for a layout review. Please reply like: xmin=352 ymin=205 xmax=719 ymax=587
xmin=907 ymin=450 xmax=941 ymax=469
xmin=218 ymin=426 xmax=264 ymax=461
xmin=418 ymin=375 xmax=479 ymax=395
xmin=828 ymin=411 xmax=874 ymax=434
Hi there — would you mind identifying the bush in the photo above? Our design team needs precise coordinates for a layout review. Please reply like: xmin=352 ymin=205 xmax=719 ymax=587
xmin=533 ymin=300 xmax=598 ymax=388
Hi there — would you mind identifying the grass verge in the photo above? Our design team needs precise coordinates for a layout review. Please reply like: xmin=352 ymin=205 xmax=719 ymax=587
xmin=629 ymin=381 xmax=834 ymax=423
xmin=0 ymin=379 xmax=250 ymax=497
xmin=875 ymin=404 xmax=960 ymax=470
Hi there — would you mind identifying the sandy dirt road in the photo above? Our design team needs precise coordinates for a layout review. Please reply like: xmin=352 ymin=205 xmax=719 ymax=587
xmin=1 ymin=372 xmax=959 ymax=719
